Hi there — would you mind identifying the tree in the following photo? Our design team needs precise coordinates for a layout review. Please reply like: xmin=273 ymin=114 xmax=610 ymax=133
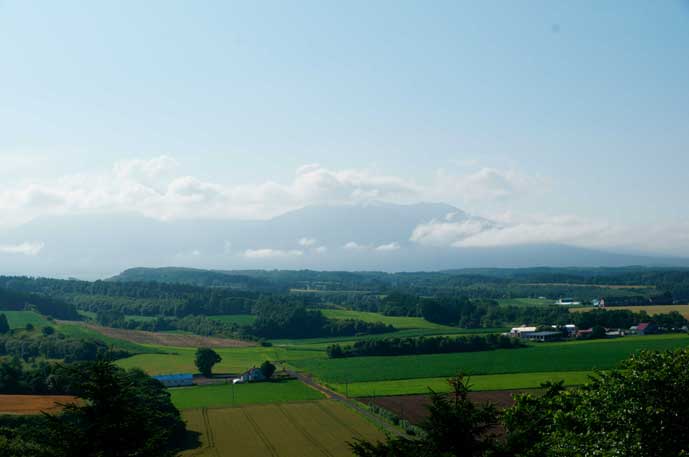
xmin=260 ymin=361 xmax=276 ymax=379
xmin=502 ymin=349 xmax=689 ymax=457
xmin=350 ymin=374 xmax=498 ymax=457
xmin=25 ymin=323 xmax=34 ymax=331
xmin=0 ymin=314 xmax=9 ymax=334
xmin=41 ymin=326 xmax=55 ymax=336
xmin=0 ymin=360 xmax=186 ymax=457
xmin=194 ymin=348 xmax=221 ymax=377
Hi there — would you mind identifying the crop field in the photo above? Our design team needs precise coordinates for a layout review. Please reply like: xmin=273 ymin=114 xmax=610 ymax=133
xmin=291 ymin=334 xmax=689 ymax=384
xmin=170 ymin=380 xmax=324 ymax=409
xmin=0 ymin=395 xmax=78 ymax=415
xmin=1 ymin=310 xmax=51 ymax=329
xmin=180 ymin=400 xmax=385 ymax=457
xmin=210 ymin=314 xmax=257 ymax=326
xmin=64 ymin=322 xmax=254 ymax=348
xmin=570 ymin=304 xmax=689 ymax=319
xmin=320 ymin=309 xmax=455 ymax=330
xmin=328 ymin=371 xmax=593 ymax=397
xmin=57 ymin=323 xmax=164 ymax=355
xmin=496 ymin=298 xmax=554 ymax=307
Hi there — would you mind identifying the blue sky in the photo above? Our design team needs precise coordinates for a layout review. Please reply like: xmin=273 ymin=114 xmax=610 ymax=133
xmin=1 ymin=1 xmax=689 ymax=254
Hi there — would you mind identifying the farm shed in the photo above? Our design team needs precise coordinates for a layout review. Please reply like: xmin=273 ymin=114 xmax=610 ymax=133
xmin=522 ymin=331 xmax=562 ymax=342
xmin=153 ymin=373 xmax=194 ymax=387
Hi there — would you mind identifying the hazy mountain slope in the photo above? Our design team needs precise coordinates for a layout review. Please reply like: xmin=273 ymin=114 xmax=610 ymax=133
xmin=0 ymin=202 xmax=686 ymax=278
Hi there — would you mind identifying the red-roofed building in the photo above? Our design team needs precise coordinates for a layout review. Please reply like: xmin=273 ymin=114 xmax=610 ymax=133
xmin=633 ymin=322 xmax=658 ymax=335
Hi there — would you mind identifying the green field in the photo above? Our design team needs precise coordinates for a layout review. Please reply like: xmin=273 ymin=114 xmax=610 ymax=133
xmin=1 ymin=311 xmax=51 ymax=329
xmin=115 ymin=344 xmax=320 ymax=375
xmin=329 ymin=371 xmax=593 ymax=397
xmin=77 ymin=310 xmax=158 ymax=323
xmin=496 ymin=298 xmax=554 ymax=307
xmin=321 ymin=309 xmax=455 ymax=330
xmin=291 ymin=334 xmax=689 ymax=384
xmin=210 ymin=314 xmax=257 ymax=326
xmin=171 ymin=380 xmax=324 ymax=409
xmin=181 ymin=400 xmax=385 ymax=457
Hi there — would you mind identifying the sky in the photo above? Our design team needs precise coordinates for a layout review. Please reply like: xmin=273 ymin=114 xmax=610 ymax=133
xmin=1 ymin=0 xmax=689 ymax=257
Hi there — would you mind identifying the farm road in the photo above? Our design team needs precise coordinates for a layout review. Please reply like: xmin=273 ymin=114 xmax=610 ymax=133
xmin=287 ymin=370 xmax=403 ymax=438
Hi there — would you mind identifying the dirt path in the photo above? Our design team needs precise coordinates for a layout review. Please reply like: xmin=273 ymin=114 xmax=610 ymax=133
xmin=62 ymin=321 xmax=254 ymax=348
xmin=287 ymin=370 xmax=403 ymax=438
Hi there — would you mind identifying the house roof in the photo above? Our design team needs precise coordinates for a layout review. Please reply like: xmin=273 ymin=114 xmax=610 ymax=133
xmin=636 ymin=322 xmax=652 ymax=331
xmin=527 ymin=331 xmax=561 ymax=337
xmin=153 ymin=374 xmax=193 ymax=382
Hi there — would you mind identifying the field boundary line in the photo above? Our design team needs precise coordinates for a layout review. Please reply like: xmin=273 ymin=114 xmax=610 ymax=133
xmin=314 ymin=401 xmax=364 ymax=440
xmin=277 ymin=404 xmax=335 ymax=457
xmin=241 ymin=407 xmax=280 ymax=457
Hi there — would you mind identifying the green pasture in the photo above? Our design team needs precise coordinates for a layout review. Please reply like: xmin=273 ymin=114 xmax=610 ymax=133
xmin=1 ymin=310 xmax=51 ymax=329
xmin=209 ymin=314 xmax=257 ymax=326
xmin=291 ymin=334 xmax=689 ymax=384
xmin=115 ymin=344 xmax=320 ymax=375
xmin=332 ymin=370 xmax=593 ymax=397
xmin=496 ymin=298 xmax=554 ymax=307
xmin=170 ymin=379 xmax=324 ymax=409
xmin=320 ymin=309 xmax=453 ymax=330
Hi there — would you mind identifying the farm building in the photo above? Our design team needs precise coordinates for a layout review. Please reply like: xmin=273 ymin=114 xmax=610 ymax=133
xmin=510 ymin=326 xmax=537 ymax=337
xmin=631 ymin=322 xmax=658 ymax=335
xmin=233 ymin=367 xmax=266 ymax=384
xmin=153 ymin=373 xmax=194 ymax=387
xmin=555 ymin=297 xmax=581 ymax=306
xmin=522 ymin=331 xmax=562 ymax=342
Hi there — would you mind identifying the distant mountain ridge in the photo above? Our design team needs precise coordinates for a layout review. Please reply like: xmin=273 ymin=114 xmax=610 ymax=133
xmin=1 ymin=202 xmax=688 ymax=279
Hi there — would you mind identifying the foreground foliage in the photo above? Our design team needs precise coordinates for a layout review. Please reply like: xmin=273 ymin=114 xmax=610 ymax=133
xmin=0 ymin=360 xmax=186 ymax=457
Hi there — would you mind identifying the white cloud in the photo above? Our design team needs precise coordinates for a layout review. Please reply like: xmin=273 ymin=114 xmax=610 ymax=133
xmin=375 ymin=242 xmax=400 ymax=251
xmin=0 ymin=156 xmax=542 ymax=228
xmin=0 ymin=242 xmax=45 ymax=256
xmin=343 ymin=241 xmax=367 ymax=250
xmin=411 ymin=214 xmax=612 ymax=249
xmin=314 ymin=246 xmax=328 ymax=254
xmin=243 ymin=248 xmax=303 ymax=259
xmin=298 ymin=237 xmax=317 ymax=247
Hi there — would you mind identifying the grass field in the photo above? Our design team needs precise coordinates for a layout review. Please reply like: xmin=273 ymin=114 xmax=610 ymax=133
xmin=291 ymin=334 xmax=689 ymax=384
xmin=320 ymin=309 xmax=455 ymax=330
xmin=170 ymin=380 xmax=323 ymax=409
xmin=328 ymin=371 xmax=593 ymax=397
xmin=210 ymin=314 xmax=257 ymax=326
xmin=1 ymin=310 xmax=51 ymax=329
xmin=570 ymin=304 xmax=689 ymax=319
xmin=180 ymin=400 xmax=385 ymax=457
xmin=496 ymin=298 xmax=554 ymax=307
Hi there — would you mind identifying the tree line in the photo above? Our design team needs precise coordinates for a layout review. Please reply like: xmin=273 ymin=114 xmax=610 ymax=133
xmin=326 ymin=334 xmax=524 ymax=358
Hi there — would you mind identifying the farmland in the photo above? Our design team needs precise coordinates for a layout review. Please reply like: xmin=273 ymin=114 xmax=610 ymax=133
xmin=210 ymin=314 xmax=258 ymax=326
xmin=329 ymin=371 xmax=592 ymax=397
xmin=170 ymin=380 xmax=324 ymax=409
xmin=180 ymin=400 xmax=385 ymax=457
xmin=2 ymin=310 xmax=51 ymax=329
xmin=0 ymin=395 xmax=78 ymax=415
xmin=291 ymin=334 xmax=689 ymax=384
xmin=320 ymin=309 xmax=455 ymax=330
xmin=570 ymin=304 xmax=689 ymax=319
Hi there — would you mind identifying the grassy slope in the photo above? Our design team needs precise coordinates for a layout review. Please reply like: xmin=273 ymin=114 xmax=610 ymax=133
xmin=320 ymin=309 xmax=454 ymax=330
xmin=170 ymin=380 xmax=323 ymax=409
xmin=291 ymin=334 xmax=689 ymax=384
xmin=2 ymin=311 xmax=51 ymax=329
xmin=57 ymin=323 xmax=163 ymax=355
xmin=209 ymin=314 xmax=257 ymax=326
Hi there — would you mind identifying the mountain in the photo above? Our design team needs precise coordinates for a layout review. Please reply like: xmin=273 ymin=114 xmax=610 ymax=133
xmin=0 ymin=202 xmax=687 ymax=278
